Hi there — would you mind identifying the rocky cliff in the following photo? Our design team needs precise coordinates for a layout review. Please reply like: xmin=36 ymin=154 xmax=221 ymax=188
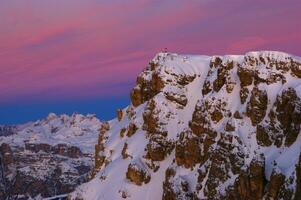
xmin=0 ymin=113 xmax=102 ymax=199
xmin=70 ymin=51 xmax=301 ymax=200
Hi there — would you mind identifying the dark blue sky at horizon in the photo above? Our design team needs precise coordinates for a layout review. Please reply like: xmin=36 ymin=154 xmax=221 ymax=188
xmin=0 ymin=95 xmax=131 ymax=125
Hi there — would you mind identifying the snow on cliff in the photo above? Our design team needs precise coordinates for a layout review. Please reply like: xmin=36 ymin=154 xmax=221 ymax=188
xmin=71 ymin=51 xmax=301 ymax=200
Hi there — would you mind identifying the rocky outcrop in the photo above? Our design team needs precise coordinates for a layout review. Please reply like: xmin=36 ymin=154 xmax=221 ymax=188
xmin=162 ymin=167 xmax=197 ymax=200
xmin=117 ymin=109 xmax=123 ymax=121
xmin=126 ymin=161 xmax=151 ymax=186
xmin=71 ymin=51 xmax=301 ymax=200
xmin=246 ymin=87 xmax=268 ymax=125
xmin=130 ymin=62 xmax=165 ymax=107
xmin=94 ymin=122 xmax=109 ymax=172
xmin=256 ymin=87 xmax=301 ymax=147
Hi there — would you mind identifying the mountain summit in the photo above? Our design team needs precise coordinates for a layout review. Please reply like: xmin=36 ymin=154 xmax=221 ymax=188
xmin=71 ymin=51 xmax=301 ymax=200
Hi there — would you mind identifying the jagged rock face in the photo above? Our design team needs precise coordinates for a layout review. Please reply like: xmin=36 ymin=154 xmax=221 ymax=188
xmin=0 ymin=143 xmax=92 ymax=198
xmin=71 ymin=51 xmax=301 ymax=200
xmin=0 ymin=113 xmax=102 ymax=199
xmin=256 ymin=88 xmax=301 ymax=147
xmin=126 ymin=161 xmax=151 ymax=186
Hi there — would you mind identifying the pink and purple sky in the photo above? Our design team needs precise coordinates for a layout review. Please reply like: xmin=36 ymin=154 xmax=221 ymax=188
xmin=1 ymin=0 xmax=301 ymax=124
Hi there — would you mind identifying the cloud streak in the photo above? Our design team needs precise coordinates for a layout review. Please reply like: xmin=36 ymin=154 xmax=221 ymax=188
xmin=0 ymin=0 xmax=300 ymax=104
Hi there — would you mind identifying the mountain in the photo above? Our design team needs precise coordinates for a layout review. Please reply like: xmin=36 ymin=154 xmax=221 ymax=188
xmin=70 ymin=51 xmax=301 ymax=200
xmin=0 ymin=113 xmax=102 ymax=199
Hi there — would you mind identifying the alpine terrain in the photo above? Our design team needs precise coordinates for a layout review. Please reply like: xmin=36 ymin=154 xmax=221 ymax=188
xmin=0 ymin=113 xmax=102 ymax=199
xmin=70 ymin=51 xmax=301 ymax=200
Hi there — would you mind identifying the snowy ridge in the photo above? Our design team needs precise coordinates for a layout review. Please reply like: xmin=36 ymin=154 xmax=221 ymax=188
xmin=0 ymin=113 xmax=102 ymax=153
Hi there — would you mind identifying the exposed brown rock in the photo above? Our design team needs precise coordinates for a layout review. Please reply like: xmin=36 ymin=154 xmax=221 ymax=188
xmin=176 ymin=75 xmax=196 ymax=86
xmin=236 ymin=172 xmax=250 ymax=200
xmin=233 ymin=111 xmax=243 ymax=119
xmin=162 ymin=167 xmax=197 ymax=200
xmin=130 ymin=87 xmax=143 ymax=107
xmin=249 ymin=157 xmax=265 ymax=200
xmin=94 ymin=123 xmax=110 ymax=173
xmin=143 ymin=100 xmax=159 ymax=134
xmin=120 ymin=128 xmax=126 ymax=137
xmin=95 ymin=145 xmax=105 ymax=170
xmin=226 ymin=80 xmax=235 ymax=93
xmin=267 ymin=169 xmax=285 ymax=199
xmin=127 ymin=123 xmax=138 ymax=137
xmin=240 ymin=87 xmax=249 ymax=104
xmin=210 ymin=57 xmax=222 ymax=68
xmin=265 ymin=73 xmax=286 ymax=85
xmin=99 ymin=122 xmax=110 ymax=135
xmin=146 ymin=135 xmax=174 ymax=161
xmin=121 ymin=143 xmax=130 ymax=159
xmin=130 ymin=69 xmax=165 ymax=107
xmin=295 ymin=154 xmax=301 ymax=200
xmin=165 ymin=92 xmax=188 ymax=106
xmin=126 ymin=162 xmax=150 ymax=186
xmin=189 ymin=105 xmax=210 ymax=136
xmin=237 ymin=67 xmax=254 ymax=87
xmin=176 ymin=135 xmax=204 ymax=168
xmin=291 ymin=60 xmax=301 ymax=78
xmin=256 ymin=125 xmax=273 ymax=146
xmin=257 ymin=88 xmax=301 ymax=147
xmin=211 ymin=109 xmax=223 ymax=123
xmin=202 ymin=80 xmax=212 ymax=96
xmin=199 ymin=134 xmax=245 ymax=199
xmin=225 ymin=121 xmax=235 ymax=132
xmin=235 ymin=155 xmax=265 ymax=200
xmin=246 ymin=87 xmax=268 ymax=125
xmin=213 ymin=67 xmax=227 ymax=92
xmin=151 ymin=72 xmax=165 ymax=94
xmin=275 ymin=88 xmax=301 ymax=146
xmin=117 ymin=109 xmax=123 ymax=121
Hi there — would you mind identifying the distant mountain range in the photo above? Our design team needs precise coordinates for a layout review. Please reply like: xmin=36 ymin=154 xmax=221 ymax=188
xmin=0 ymin=113 xmax=102 ymax=199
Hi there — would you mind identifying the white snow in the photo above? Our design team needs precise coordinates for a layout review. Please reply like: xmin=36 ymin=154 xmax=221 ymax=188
xmin=0 ymin=113 xmax=102 ymax=153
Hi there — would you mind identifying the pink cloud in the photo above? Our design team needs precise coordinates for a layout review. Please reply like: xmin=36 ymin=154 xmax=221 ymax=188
xmin=0 ymin=0 xmax=300 ymax=104
xmin=228 ymin=36 xmax=267 ymax=53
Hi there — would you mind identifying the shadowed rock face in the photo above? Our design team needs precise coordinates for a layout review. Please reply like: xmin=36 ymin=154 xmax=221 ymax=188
xmin=0 ymin=142 xmax=92 ymax=199
xmin=71 ymin=51 xmax=301 ymax=200
xmin=0 ymin=126 xmax=17 ymax=137
xmin=256 ymin=87 xmax=301 ymax=147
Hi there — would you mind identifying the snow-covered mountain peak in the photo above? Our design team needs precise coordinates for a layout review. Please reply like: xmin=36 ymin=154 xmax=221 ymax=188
xmin=71 ymin=51 xmax=301 ymax=200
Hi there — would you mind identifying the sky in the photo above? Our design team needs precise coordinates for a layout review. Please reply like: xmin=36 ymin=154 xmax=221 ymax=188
xmin=0 ymin=0 xmax=300 ymax=124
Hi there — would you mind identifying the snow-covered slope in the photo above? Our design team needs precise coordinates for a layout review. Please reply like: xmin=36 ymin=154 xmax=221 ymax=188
xmin=71 ymin=51 xmax=301 ymax=200
xmin=0 ymin=113 xmax=102 ymax=199
xmin=1 ymin=113 xmax=101 ymax=153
